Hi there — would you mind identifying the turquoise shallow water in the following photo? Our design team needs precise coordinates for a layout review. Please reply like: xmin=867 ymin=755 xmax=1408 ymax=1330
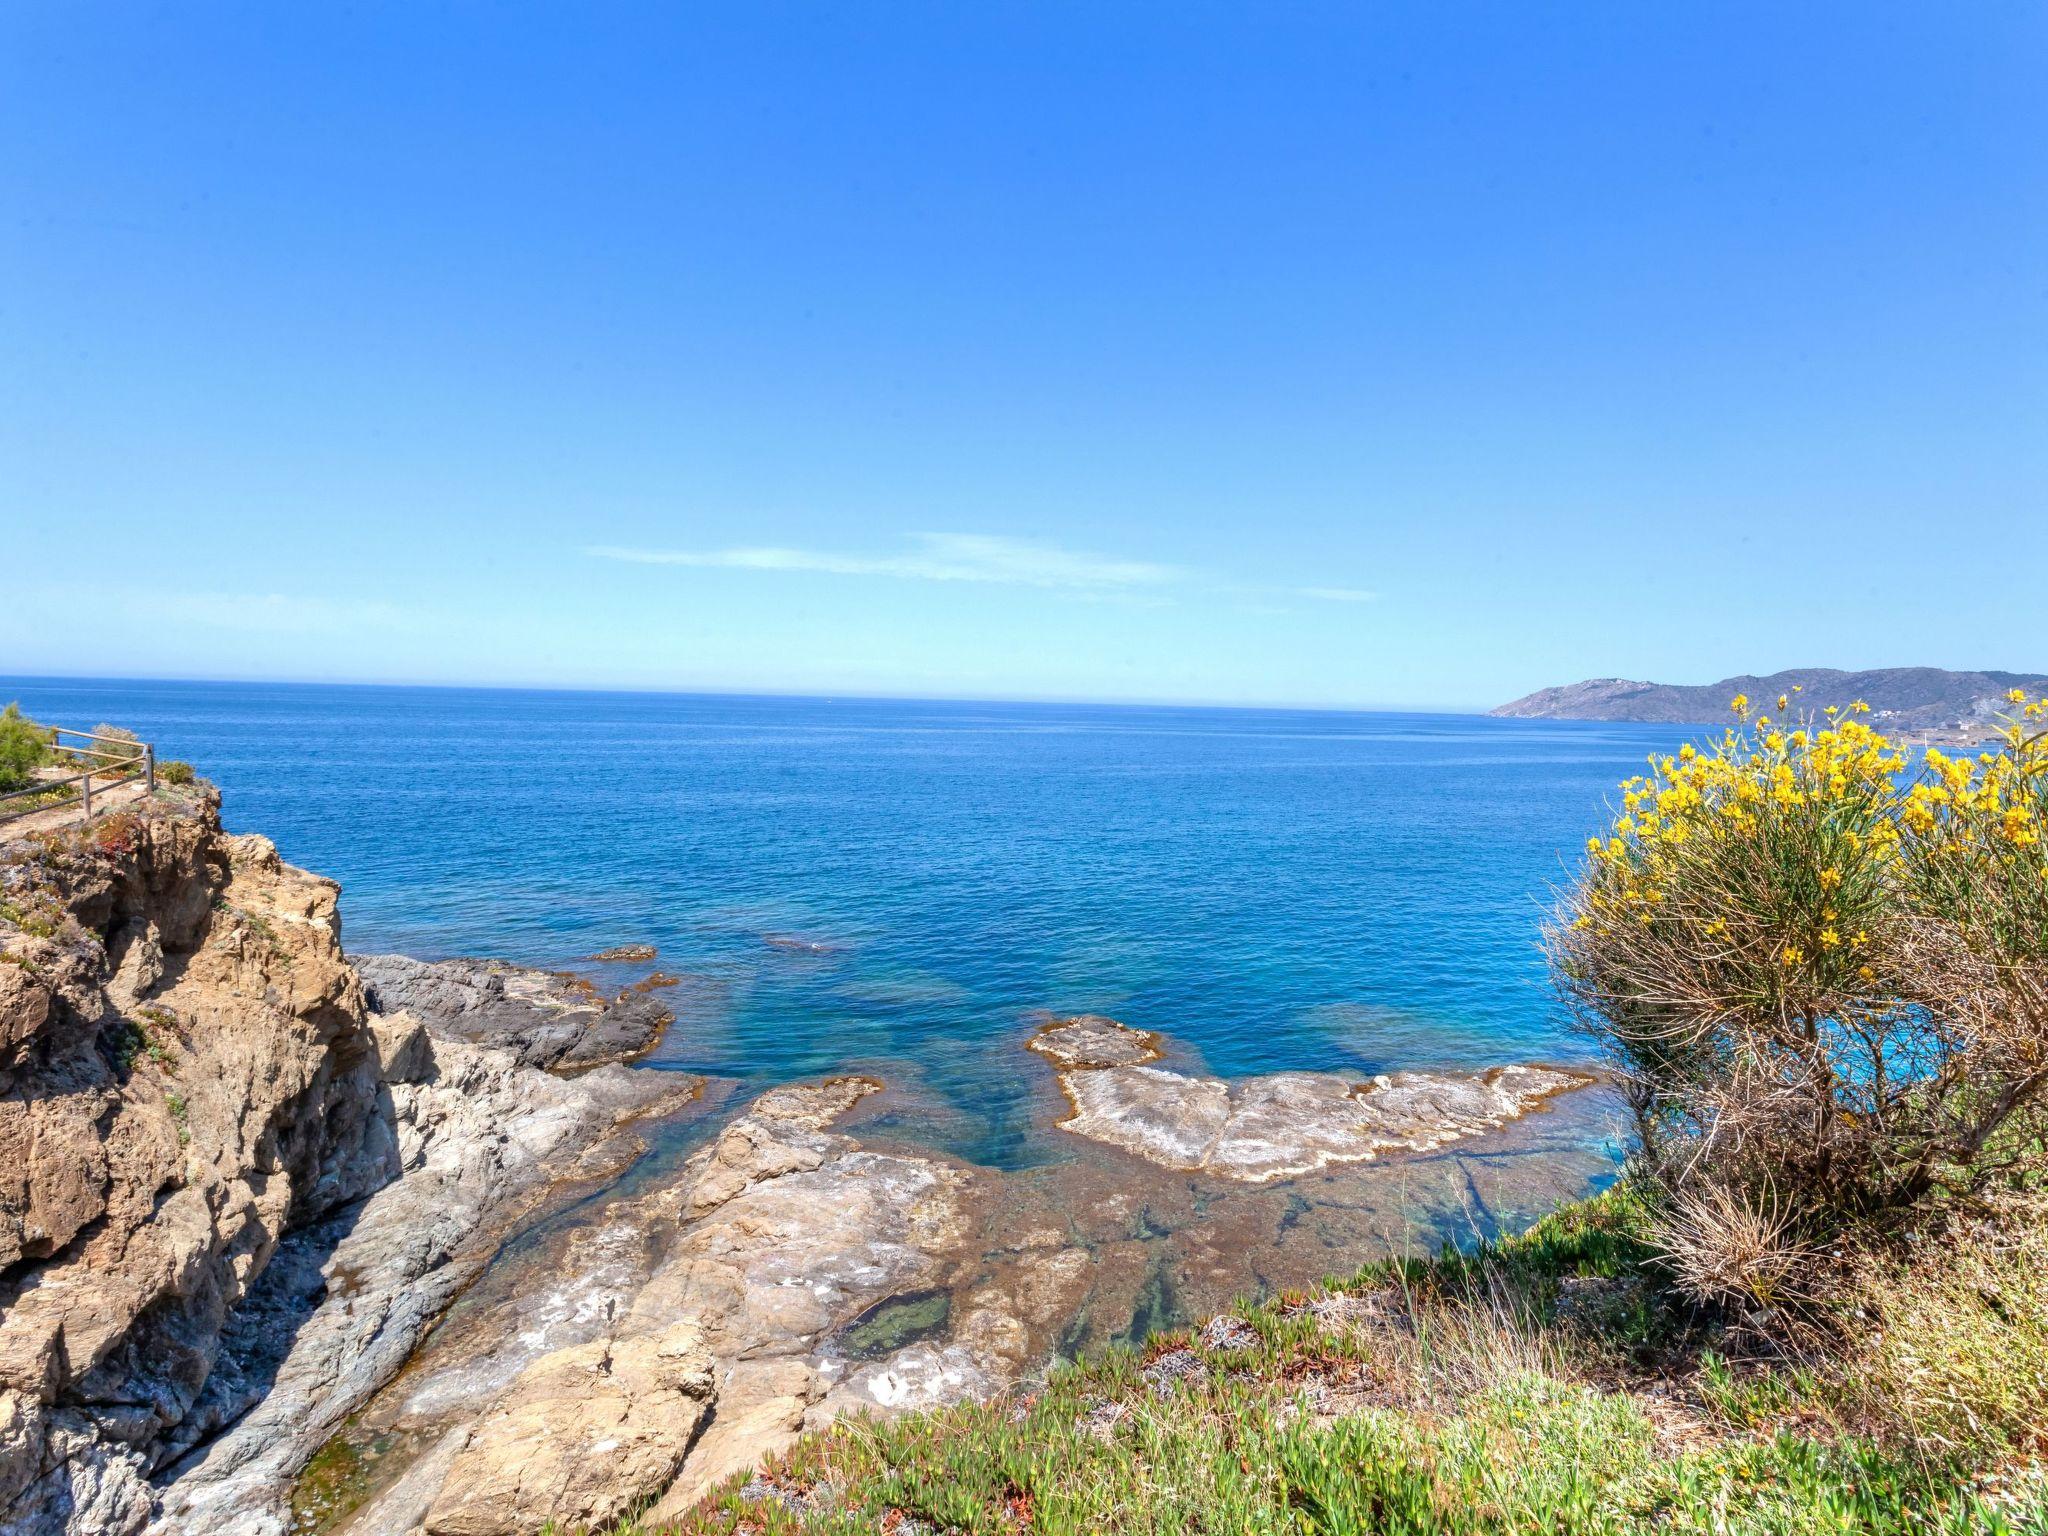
xmin=3 ymin=678 xmax=1697 ymax=1167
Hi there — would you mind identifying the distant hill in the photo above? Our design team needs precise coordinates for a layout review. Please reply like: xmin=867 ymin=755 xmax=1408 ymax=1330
xmin=1492 ymin=667 xmax=2048 ymax=742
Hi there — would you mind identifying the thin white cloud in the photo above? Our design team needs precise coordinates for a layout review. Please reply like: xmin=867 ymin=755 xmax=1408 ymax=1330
xmin=588 ymin=533 xmax=1182 ymax=591
xmin=1295 ymin=586 xmax=1377 ymax=603
xmin=589 ymin=533 xmax=1379 ymax=612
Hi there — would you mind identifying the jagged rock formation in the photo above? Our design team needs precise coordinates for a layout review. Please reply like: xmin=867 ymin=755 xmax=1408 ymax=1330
xmin=0 ymin=793 xmax=694 ymax=1536
xmin=1028 ymin=1016 xmax=1591 ymax=1181
xmin=353 ymin=953 xmax=672 ymax=1070
xmin=149 ymin=1023 xmax=691 ymax=1536
xmin=1491 ymin=666 xmax=2048 ymax=742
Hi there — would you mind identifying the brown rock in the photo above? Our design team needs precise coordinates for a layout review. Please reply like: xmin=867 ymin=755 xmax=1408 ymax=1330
xmin=1026 ymin=1014 xmax=1163 ymax=1070
xmin=422 ymin=1321 xmax=716 ymax=1536
xmin=0 ymin=795 xmax=406 ymax=1531
xmin=0 ymin=957 xmax=55 ymax=1060
xmin=642 ymin=1359 xmax=820 ymax=1521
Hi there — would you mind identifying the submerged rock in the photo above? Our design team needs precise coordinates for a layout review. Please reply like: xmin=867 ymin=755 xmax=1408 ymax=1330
xmin=353 ymin=953 xmax=672 ymax=1070
xmin=1030 ymin=1016 xmax=1593 ymax=1182
xmin=582 ymin=944 xmax=657 ymax=963
xmin=760 ymin=933 xmax=844 ymax=955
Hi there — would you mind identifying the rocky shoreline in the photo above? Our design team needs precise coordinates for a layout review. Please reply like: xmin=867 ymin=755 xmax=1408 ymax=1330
xmin=291 ymin=1025 xmax=1608 ymax=1534
xmin=1 ymin=793 xmax=1607 ymax=1535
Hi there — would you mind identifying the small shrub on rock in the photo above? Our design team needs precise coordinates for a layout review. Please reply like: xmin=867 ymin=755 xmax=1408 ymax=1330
xmin=0 ymin=702 xmax=54 ymax=791
xmin=84 ymin=723 xmax=144 ymax=779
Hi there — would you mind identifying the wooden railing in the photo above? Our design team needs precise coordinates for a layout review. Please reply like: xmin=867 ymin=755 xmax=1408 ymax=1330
xmin=0 ymin=727 xmax=157 ymax=823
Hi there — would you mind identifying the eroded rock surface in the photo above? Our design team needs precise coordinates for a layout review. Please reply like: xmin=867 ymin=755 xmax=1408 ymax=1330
xmin=353 ymin=953 xmax=673 ymax=1071
xmin=422 ymin=1322 xmax=716 ymax=1536
xmin=323 ymin=1076 xmax=1092 ymax=1534
xmin=1026 ymin=1013 xmax=1163 ymax=1070
xmin=149 ymin=1028 xmax=691 ymax=1536
xmin=0 ymin=798 xmax=396 ymax=1535
xmin=1032 ymin=1016 xmax=1593 ymax=1181
xmin=0 ymin=796 xmax=697 ymax=1536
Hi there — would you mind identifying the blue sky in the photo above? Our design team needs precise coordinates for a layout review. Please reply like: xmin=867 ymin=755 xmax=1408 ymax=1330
xmin=3 ymin=3 xmax=2042 ymax=709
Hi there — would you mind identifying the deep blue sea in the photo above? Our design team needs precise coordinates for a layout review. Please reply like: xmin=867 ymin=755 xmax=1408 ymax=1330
xmin=2 ymin=678 xmax=1697 ymax=1167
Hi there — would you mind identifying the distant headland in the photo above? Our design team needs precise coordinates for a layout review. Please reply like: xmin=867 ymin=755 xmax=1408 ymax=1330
xmin=1492 ymin=666 xmax=2048 ymax=744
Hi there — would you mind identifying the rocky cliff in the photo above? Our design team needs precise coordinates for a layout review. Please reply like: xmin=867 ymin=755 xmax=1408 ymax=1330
xmin=0 ymin=791 xmax=690 ymax=1535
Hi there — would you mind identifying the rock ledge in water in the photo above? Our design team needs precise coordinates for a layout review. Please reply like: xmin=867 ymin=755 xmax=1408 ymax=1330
xmin=353 ymin=953 xmax=672 ymax=1070
xmin=1027 ymin=1014 xmax=1165 ymax=1070
xmin=1029 ymin=1016 xmax=1592 ymax=1182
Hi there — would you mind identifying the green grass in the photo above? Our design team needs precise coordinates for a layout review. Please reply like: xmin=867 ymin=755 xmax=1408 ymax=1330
xmin=552 ymin=1187 xmax=2046 ymax=1536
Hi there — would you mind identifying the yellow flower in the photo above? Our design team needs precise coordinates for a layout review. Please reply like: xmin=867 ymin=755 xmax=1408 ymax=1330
xmin=2008 ymin=688 xmax=2028 ymax=705
xmin=1777 ymin=694 xmax=1789 ymax=711
xmin=1781 ymin=945 xmax=1804 ymax=965
xmin=1820 ymin=927 xmax=1841 ymax=949
xmin=1730 ymin=694 xmax=1750 ymax=715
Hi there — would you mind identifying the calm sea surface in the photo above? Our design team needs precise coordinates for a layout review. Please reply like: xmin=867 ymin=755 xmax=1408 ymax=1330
xmin=3 ymin=678 xmax=1698 ymax=1168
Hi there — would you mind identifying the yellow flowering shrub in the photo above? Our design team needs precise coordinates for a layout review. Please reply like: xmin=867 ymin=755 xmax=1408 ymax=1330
xmin=1552 ymin=694 xmax=2048 ymax=1302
